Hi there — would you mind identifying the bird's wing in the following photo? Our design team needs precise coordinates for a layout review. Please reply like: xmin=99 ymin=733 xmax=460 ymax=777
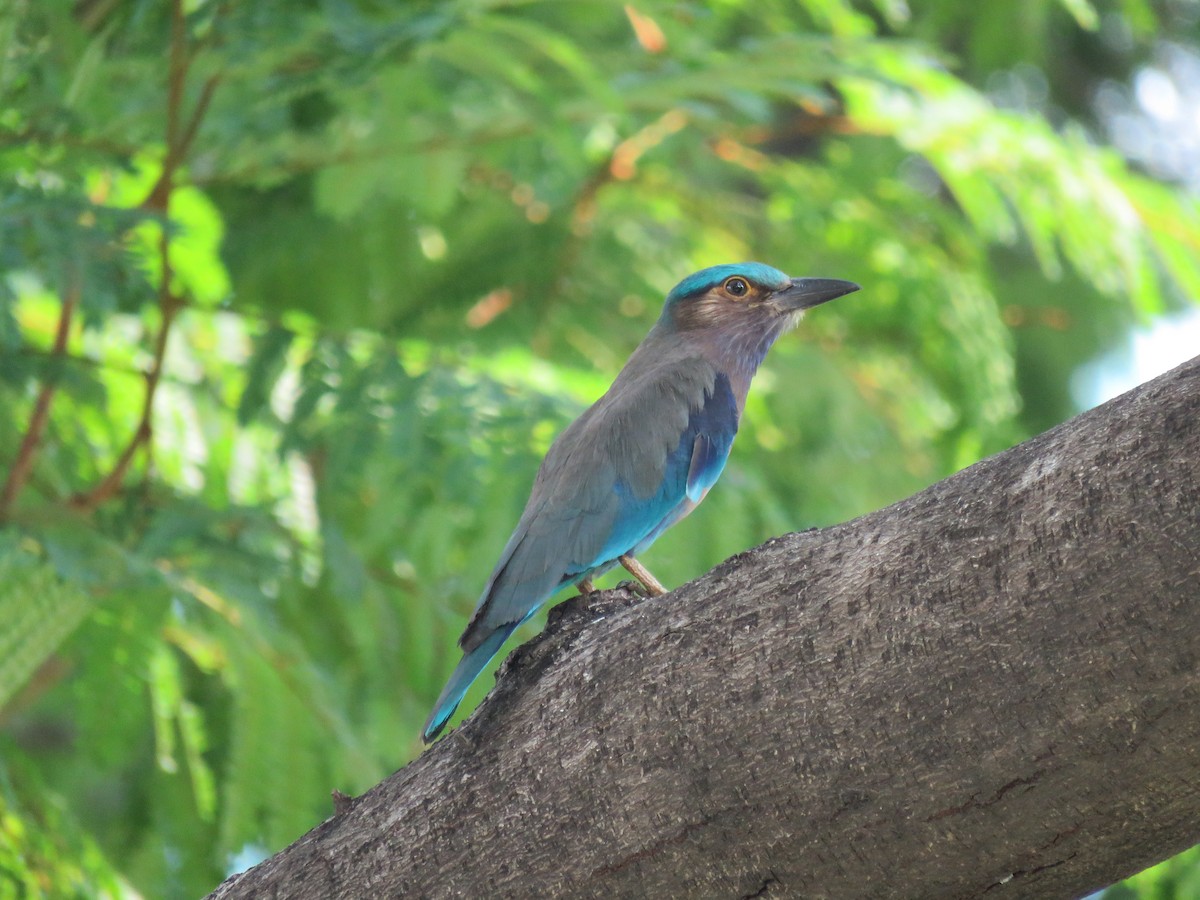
xmin=617 ymin=371 xmax=738 ymax=558
xmin=460 ymin=361 xmax=738 ymax=652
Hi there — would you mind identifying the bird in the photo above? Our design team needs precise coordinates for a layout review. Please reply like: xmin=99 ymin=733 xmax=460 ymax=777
xmin=422 ymin=262 xmax=859 ymax=742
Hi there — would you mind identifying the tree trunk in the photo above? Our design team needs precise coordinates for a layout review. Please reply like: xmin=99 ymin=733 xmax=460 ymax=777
xmin=208 ymin=356 xmax=1200 ymax=900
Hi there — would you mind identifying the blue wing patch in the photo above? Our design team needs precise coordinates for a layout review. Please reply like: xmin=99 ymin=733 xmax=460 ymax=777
xmin=687 ymin=433 xmax=724 ymax=503
xmin=684 ymin=372 xmax=738 ymax=499
xmin=685 ymin=373 xmax=737 ymax=502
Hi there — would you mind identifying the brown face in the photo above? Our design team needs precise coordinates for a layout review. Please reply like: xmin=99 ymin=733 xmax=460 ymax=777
xmin=671 ymin=275 xmax=780 ymax=333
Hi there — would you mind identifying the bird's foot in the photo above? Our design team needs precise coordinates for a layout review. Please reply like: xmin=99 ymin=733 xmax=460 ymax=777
xmin=618 ymin=554 xmax=667 ymax=597
xmin=575 ymin=577 xmax=596 ymax=607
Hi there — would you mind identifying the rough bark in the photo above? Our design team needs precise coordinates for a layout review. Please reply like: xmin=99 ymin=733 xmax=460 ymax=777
xmin=209 ymin=356 xmax=1200 ymax=900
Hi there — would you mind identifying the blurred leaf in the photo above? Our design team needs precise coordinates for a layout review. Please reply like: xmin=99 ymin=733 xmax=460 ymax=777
xmin=0 ymin=536 xmax=94 ymax=712
xmin=237 ymin=325 xmax=294 ymax=426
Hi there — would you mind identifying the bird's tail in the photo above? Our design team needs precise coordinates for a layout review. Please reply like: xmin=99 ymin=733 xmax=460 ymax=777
xmin=421 ymin=624 xmax=516 ymax=743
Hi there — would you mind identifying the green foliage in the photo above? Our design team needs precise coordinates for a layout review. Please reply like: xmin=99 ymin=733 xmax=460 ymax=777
xmin=1105 ymin=847 xmax=1200 ymax=900
xmin=0 ymin=758 xmax=127 ymax=899
xmin=1 ymin=0 xmax=1198 ymax=895
xmin=0 ymin=536 xmax=94 ymax=712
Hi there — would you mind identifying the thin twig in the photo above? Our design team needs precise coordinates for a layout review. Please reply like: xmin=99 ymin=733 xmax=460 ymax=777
xmin=143 ymin=72 xmax=221 ymax=211
xmin=177 ymin=73 xmax=221 ymax=162
xmin=71 ymin=269 xmax=181 ymax=511
xmin=143 ymin=0 xmax=193 ymax=212
xmin=0 ymin=278 xmax=80 ymax=521
xmin=73 ymin=0 xmax=206 ymax=511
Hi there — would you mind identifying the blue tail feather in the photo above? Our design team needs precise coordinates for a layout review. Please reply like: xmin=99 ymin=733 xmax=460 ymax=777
xmin=421 ymin=625 xmax=517 ymax=742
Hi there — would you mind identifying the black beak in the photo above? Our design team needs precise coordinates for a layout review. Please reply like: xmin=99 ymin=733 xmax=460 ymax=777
xmin=775 ymin=277 xmax=860 ymax=311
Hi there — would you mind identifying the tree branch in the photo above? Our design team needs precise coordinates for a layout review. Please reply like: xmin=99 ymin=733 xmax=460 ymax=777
xmin=0 ymin=278 xmax=80 ymax=520
xmin=208 ymin=355 xmax=1200 ymax=899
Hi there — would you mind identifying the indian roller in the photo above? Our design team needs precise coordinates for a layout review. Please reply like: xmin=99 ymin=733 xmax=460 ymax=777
xmin=422 ymin=262 xmax=859 ymax=741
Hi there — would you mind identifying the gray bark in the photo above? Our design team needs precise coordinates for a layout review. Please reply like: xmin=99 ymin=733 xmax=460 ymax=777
xmin=208 ymin=355 xmax=1200 ymax=899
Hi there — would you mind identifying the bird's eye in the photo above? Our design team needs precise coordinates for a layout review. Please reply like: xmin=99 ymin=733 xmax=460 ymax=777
xmin=724 ymin=277 xmax=749 ymax=297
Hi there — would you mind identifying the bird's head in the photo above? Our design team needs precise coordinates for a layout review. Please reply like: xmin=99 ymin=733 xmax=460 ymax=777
xmin=662 ymin=262 xmax=859 ymax=361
